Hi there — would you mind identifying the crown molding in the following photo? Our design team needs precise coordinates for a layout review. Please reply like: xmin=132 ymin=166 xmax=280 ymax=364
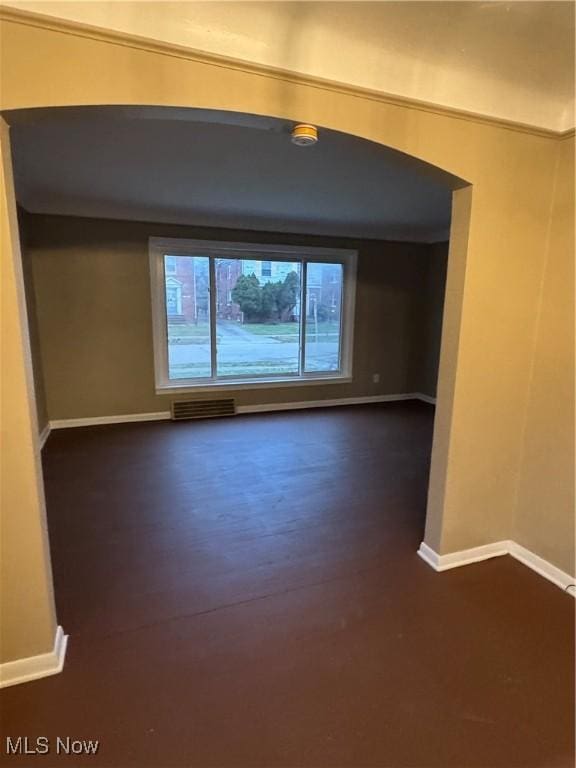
xmin=0 ymin=6 xmax=572 ymax=140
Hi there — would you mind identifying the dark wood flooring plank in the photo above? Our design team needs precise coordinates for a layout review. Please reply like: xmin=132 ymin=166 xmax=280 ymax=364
xmin=1 ymin=403 xmax=573 ymax=768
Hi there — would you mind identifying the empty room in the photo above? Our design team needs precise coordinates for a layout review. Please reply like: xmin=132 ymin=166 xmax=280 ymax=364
xmin=0 ymin=3 xmax=574 ymax=768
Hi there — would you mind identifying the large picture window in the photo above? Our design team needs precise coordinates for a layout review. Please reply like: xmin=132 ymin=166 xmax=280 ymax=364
xmin=150 ymin=239 xmax=357 ymax=391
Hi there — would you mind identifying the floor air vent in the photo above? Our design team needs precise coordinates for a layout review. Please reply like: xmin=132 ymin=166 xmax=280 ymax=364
xmin=171 ymin=398 xmax=236 ymax=421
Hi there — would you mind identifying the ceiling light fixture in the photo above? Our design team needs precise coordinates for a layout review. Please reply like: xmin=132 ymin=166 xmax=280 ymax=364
xmin=291 ymin=124 xmax=318 ymax=146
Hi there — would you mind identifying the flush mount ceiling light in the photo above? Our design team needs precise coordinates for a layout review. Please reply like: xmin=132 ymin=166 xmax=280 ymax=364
xmin=291 ymin=123 xmax=318 ymax=146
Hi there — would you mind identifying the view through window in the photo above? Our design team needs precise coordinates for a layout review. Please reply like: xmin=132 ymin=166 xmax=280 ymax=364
xmin=152 ymin=240 xmax=356 ymax=387
xmin=165 ymin=255 xmax=211 ymax=380
xmin=214 ymin=258 xmax=302 ymax=377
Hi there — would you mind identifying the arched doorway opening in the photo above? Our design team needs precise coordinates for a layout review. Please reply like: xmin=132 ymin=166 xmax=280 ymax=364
xmin=4 ymin=104 xmax=470 ymax=570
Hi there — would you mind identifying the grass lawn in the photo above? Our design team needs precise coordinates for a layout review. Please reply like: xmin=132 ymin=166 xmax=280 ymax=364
xmin=217 ymin=362 xmax=299 ymax=376
xmin=242 ymin=322 xmax=339 ymax=342
xmin=168 ymin=321 xmax=340 ymax=345
xmin=170 ymin=362 xmax=299 ymax=377
xmin=168 ymin=322 xmax=210 ymax=344
xmin=242 ymin=323 xmax=299 ymax=336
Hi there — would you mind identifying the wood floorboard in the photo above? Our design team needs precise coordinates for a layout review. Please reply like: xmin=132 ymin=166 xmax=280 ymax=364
xmin=0 ymin=402 xmax=573 ymax=767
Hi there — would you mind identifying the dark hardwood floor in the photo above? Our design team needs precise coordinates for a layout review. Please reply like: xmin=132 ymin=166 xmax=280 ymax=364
xmin=1 ymin=402 xmax=574 ymax=767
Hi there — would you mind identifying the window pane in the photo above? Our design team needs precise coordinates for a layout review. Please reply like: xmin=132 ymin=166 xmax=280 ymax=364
xmin=164 ymin=255 xmax=211 ymax=380
xmin=304 ymin=263 xmax=343 ymax=372
xmin=215 ymin=258 xmax=301 ymax=377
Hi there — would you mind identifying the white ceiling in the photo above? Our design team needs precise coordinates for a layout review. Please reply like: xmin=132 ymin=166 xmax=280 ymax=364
xmin=2 ymin=1 xmax=574 ymax=131
xmin=8 ymin=107 xmax=456 ymax=241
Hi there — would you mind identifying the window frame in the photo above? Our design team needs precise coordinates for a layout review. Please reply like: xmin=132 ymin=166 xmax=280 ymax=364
xmin=149 ymin=237 xmax=357 ymax=393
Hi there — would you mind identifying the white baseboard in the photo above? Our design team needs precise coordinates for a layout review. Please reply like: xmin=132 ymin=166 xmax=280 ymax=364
xmin=415 ymin=392 xmax=437 ymax=405
xmin=46 ymin=394 xmax=436 ymax=428
xmin=508 ymin=542 xmax=576 ymax=594
xmin=0 ymin=626 xmax=68 ymax=688
xmin=39 ymin=423 xmax=51 ymax=449
xmin=50 ymin=412 xmax=171 ymax=429
xmin=417 ymin=540 xmax=509 ymax=570
xmin=238 ymin=393 xmax=417 ymax=414
xmin=418 ymin=540 xmax=575 ymax=595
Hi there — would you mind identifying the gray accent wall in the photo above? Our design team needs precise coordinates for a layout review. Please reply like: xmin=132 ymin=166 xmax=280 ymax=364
xmin=20 ymin=213 xmax=447 ymax=421
xmin=413 ymin=241 xmax=449 ymax=398
xmin=18 ymin=209 xmax=49 ymax=433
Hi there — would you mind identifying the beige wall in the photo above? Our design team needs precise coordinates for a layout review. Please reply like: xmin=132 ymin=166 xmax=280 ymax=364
xmin=513 ymin=136 xmax=575 ymax=575
xmin=1 ymin=2 xmax=573 ymax=131
xmin=22 ymin=213 xmax=443 ymax=420
xmin=0 ymin=10 xmax=573 ymax=667
xmin=0 ymin=121 xmax=56 ymax=664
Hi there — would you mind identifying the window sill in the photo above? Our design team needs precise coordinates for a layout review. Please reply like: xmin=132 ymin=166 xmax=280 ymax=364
xmin=156 ymin=375 xmax=353 ymax=396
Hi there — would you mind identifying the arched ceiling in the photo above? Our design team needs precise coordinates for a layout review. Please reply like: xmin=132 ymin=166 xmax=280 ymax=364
xmin=7 ymin=107 xmax=455 ymax=242
xmin=1 ymin=1 xmax=574 ymax=131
